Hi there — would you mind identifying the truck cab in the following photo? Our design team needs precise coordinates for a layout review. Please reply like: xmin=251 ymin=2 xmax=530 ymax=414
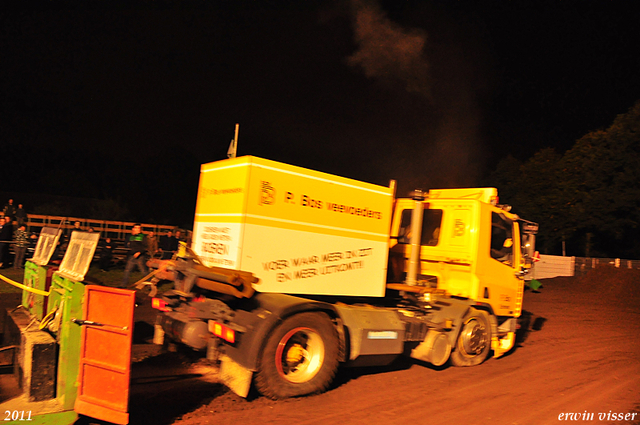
xmin=389 ymin=188 xmax=526 ymax=317
xmin=388 ymin=188 xmax=535 ymax=359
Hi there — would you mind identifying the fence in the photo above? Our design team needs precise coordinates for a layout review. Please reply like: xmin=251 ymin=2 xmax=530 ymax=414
xmin=23 ymin=214 xmax=179 ymax=240
xmin=0 ymin=215 xmax=184 ymax=268
xmin=573 ymin=257 xmax=640 ymax=276
xmin=530 ymin=255 xmax=640 ymax=279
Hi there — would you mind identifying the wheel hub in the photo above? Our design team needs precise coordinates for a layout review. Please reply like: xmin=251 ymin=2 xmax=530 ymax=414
xmin=285 ymin=344 xmax=307 ymax=366
xmin=460 ymin=319 xmax=487 ymax=355
xmin=276 ymin=327 xmax=325 ymax=383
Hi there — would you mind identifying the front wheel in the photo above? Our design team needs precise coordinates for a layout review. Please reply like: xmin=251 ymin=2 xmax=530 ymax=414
xmin=450 ymin=309 xmax=491 ymax=367
xmin=255 ymin=312 xmax=339 ymax=399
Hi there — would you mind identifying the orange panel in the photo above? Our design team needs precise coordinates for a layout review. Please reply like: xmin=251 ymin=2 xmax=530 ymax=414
xmin=84 ymin=327 xmax=130 ymax=369
xmin=85 ymin=291 xmax=134 ymax=328
xmin=80 ymin=363 xmax=129 ymax=410
xmin=75 ymin=285 xmax=135 ymax=425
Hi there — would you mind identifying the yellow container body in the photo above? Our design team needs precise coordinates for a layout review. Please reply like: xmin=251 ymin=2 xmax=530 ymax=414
xmin=192 ymin=156 xmax=395 ymax=297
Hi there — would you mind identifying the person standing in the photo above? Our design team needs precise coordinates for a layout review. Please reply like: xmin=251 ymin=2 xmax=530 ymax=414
xmin=13 ymin=224 xmax=29 ymax=269
xmin=0 ymin=218 xmax=4 ymax=267
xmin=173 ymin=230 xmax=183 ymax=255
xmin=121 ymin=224 xmax=147 ymax=288
xmin=0 ymin=217 xmax=14 ymax=268
xmin=99 ymin=237 xmax=114 ymax=272
xmin=69 ymin=221 xmax=82 ymax=236
xmin=146 ymin=231 xmax=159 ymax=259
xmin=160 ymin=230 xmax=177 ymax=259
xmin=3 ymin=199 xmax=16 ymax=221
xmin=15 ymin=204 xmax=28 ymax=227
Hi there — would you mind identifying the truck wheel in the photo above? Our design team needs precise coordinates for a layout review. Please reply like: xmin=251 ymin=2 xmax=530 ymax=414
xmin=255 ymin=312 xmax=339 ymax=399
xmin=450 ymin=309 xmax=491 ymax=367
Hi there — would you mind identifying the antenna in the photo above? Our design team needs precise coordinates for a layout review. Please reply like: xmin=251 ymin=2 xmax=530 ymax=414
xmin=227 ymin=123 xmax=239 ymax=158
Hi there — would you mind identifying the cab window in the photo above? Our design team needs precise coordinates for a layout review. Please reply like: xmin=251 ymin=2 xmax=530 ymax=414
xmin=398 ymin=208 xmax=443 ymax=246
xmin=490 ymin=212 xmax=513 ymax=265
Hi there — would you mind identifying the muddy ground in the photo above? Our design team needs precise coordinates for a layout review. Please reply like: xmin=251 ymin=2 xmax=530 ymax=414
xmin=3 ymin=267 xmax=640 ymax=424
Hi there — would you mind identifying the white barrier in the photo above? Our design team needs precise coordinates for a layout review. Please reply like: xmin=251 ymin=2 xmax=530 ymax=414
xmin=528 ymin=255 xmax=640 ymax=280
xmin=530 ymin=255 xmax=575 ymax=279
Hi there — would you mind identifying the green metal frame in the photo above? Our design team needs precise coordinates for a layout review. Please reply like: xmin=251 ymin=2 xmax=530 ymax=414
xmin=21 ymin=260 xmax=57 ymax=321
xmin=45 ymin=272 xmax=85 ymax=411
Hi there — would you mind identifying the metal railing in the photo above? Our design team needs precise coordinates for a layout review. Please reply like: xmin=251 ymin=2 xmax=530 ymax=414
xmin=21 ymin=214 xmax=178 ymax=240
xmin=574 ymin=257 xmax=640 ymax=276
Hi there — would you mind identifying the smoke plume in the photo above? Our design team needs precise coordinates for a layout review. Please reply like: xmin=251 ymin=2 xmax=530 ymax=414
xmin=347 ymin=0 xmax=430 ymax=96
xmin=346 ymin=0 xmax=484 ymax=191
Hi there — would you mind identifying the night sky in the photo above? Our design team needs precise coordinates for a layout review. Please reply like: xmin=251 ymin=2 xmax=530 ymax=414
xmin=2 ymin=1 xmax=639 ymax=226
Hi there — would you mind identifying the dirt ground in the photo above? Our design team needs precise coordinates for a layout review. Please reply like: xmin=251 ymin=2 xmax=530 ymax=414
xmin=112 ymin=266 xmax=639 ymax=425
xmin=3 ymin=267 xmax=640 ymax=424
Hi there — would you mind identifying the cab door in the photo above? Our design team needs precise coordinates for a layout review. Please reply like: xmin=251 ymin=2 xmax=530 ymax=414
xmin=476 ymin=209 xmax=523 ymax=317
xmin=74 ymin=285 xmax=135 ymax=425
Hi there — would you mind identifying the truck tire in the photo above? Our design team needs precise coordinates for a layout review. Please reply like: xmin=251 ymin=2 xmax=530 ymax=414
xmin=450 ymin=309 xmax=491 ymax=367
xmin=255 ymin=312 xmax=339 ymax=399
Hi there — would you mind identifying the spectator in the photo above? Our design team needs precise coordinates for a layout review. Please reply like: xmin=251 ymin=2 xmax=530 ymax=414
xmin=146 ymin=231 xmax=159 ymax=259
xmin=174 ymin=230 xmax=185 ymax=256
xmin=69 ymin=221 xmax=82 ymax=236
xmin=160 ymin=230 xmax=172 ymax=250
xmin=0 ymin=217 xmax=13 ymax=267
xmin=0 ymin=218 xmax=4 ymax=267
xmin=99 ymin=237 xmax=114 ymax=272
xmin=3 ymin=199 xmax=16 ymax=221
xmin=160 ymin=230 xmax=177 ymax=259
xmin=13 ymin=224 xmax=28 ymax=269
xmin=121 ymin=224 xmax=147 ymax=288
xmin=15 ymin=204 xmax=28 ymax=227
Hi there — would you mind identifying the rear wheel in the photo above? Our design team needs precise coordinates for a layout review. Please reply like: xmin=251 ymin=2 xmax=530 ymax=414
xmin=255 ymin=312 xmax=339 ymax=399
xmin=450 ymin=309 xmax=491 ymax=367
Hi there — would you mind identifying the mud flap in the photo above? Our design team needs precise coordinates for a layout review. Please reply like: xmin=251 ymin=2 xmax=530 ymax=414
xmin=219 ymin=354 xmax=253 ymax=398
xmin=492 ymin=331 xmax=515 ymax=358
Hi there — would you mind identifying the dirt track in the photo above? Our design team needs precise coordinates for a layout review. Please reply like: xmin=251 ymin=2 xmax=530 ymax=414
xmin=121 ymin=267 xmax=639 ymax=425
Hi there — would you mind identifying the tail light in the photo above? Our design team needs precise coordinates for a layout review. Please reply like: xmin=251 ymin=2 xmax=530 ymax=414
xmin=209 ymin=320 xmax=236 ymax=344
xmin=151 ymin=298 xmax=172 ymax=312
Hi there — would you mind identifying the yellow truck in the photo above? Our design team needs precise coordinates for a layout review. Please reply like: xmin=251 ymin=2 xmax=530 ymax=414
xmin=153 ymin=156 xmax=538 ymax=399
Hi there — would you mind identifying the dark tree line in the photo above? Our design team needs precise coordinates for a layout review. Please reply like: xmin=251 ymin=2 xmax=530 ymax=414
xmin=487 ymin=100 xmax=640 ymax=258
